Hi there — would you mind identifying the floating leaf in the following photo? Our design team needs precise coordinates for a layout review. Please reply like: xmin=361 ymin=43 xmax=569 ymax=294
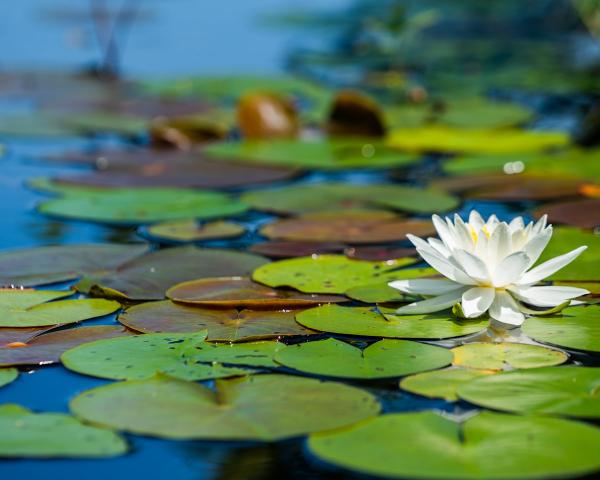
xmin=166 ymin=277 xmax=345 ymax=308
xmin=388 ymin=126 xmax=569 ymax=154
xmin=344 ymin=245 xmax=416 ymax=261
xmin=260 ymin=211 xmax=436 ymax=244
xmin=37 ymin=185 xmax=248 ymax=225
xmin=241 ymin=182 xmax=459 ymax=215
xmin=81 ymin=246 xmax=269 ymax=300
xmin=400 ymin=368 xmax=494 ymax=401
xmin=0 ymin=326 xmax=131 ymax=367
xmin=0 ymin=326 xmax=57 ymax=347
xmin=206 ymin=139 xmax=419 ymax=170
xmin=457 ymin=366 xmax=600 ymax=418
xmin=0 ymin=404 xmax=127 ymax=458
xmin=534 ymin=227 xmax=600 ymax=281
xmin=296 ymin=305 xmax=488 ymax=339
xmin=252 ymin=255 xmax=416 ymax=294
xmin=62 ymin=112 xmax=148 ymax=136
xmin=70 ymin=374 xmax=380 ymax=441
xmin=119 ymin=301 xmax=316 ymax=342
xmin=62 ymin=333 xmax=260 ymax=381
xmin=522 ymin=306 xmax=600 ymax=352
xmin=0 ymin=243 xmax=149 ymax=287
xmin=0 ymin=115 xmax=75 ymax=137
xmin=0 ymin=368 xmax=18 ymax=388
xmin=274 ymin=338 xmax=451 ymax=379
xmin=249 ymin=241 xmax=345 ymax=258
xmin=308 ymin=411 xmax=600 ymax=479
xmin=0 ymin=289 xmax=120 ymax=327
xmin=140 ymin=220 xmax=246 ymax=244
xmin=534 ymin=198 xmax=600 ymax=229
xmin=451 ymin=342 xmax=568 ymax=371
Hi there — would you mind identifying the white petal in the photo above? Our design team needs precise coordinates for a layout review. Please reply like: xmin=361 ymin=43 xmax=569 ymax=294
xmin=508 ymin=285 xmax=589 ymax=307
xmin=485 ymin=214 xmax=499 ymax=229
xmin=486 ymin=222 xmax=512 ymax=267
xmin=395 ymin=289 xmax=467 ymax=315
xmin=519 ymin=246 xmax=588 ymax=285
xmin=432 ymin=215 xmax=456 ymax=250
xmin=468 ymin=211 xmax=485 ymax=231
xmin=509 ymin=216 xmax=525 ymax=231
xmin=492 ymin=252 xmax=530 ymax=287
xmin=406 ymin=233 xmax=431 ymax=251
xmin=522 ymin=227 xmax=552 ymax=267
xmin=452 ymin=249 xmax=490 ymax=283
xmin=453 ymin=214 xmax=475 ymax=250
xmin=388 ymin=278 xmax=463 ymax=295
xmin=427 ymin=237 xmax=452 ymax=258
xmin=415 ymin=246 xmax=475 ymax=285
xmin=461 ymin=287 xmax=495 ymax=318
xmin=533 ymin=214 xmax=548 ymax=233
xmin=489 ymin=291 xmax=525 ymax=326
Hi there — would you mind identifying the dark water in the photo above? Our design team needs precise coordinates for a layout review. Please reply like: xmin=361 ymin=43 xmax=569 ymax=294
xmin=0 ymin=2 xmax=596 ymax=480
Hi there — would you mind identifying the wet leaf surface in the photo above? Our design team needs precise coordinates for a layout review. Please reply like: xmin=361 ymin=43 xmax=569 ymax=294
xmin=0 ymin=326 xmax=131 ymax=367
xmin=0 ymin=404 xmax=127 ymax=458
xmin=534 ymin=198 xmax=600 ymax=229
xmin=70 ymin=374 xmax=380 ymax=441
xmin=457 ymin=366 xmax=600 ymax=418
xmin=62 ymin=332 xmax=261 ymax=381
xmin=0 ymin=243 xmax=150 ymax=287
xmin=296 ymin=304 xmax=489 ymax=339
xmin=82 ymin=246 xmax=269 ymax=300
xmin=140 ymin=220 xmax=246 ymax=244
xmin=248 ymin=241 xmax=345 ymax=258
xmin=273 ymin=338 xmax=452 ymax=379
xmin=166 ymin=277 xmax=346 ymax=308
xmin=0 ymin=326 xmax=58 ymax=347
xmin=308 ymin=411 xmax=600 ymax=479
xmin=400 ymin=367 xmax=494 ymax=402
xmin=0 ymin=368 xmax=18 ymax=388
xmin=119 ymin=300 xmax=317 ymax=342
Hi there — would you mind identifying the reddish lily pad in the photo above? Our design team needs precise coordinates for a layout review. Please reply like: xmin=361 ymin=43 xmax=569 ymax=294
xmin=0 ymin=326 xmax=132 ymax=367
xmin=344 ymin=246 xmax=416 ymax=261
xmin=260 ymin=211 xmax=436 ymax=244
xmin=119 ymin=301 xmax=317 ymax=342
xmin=0 ymin=326 xmax=57 ymax=347
xmin=79 ymin=246 xmax=269 ymax=301
xmin=249 ymin=241 xmax=345 ymax=258
xmin=534 ymin=198 xmax=600 ymax=229
xmin=140 ymin=220 xmax=246 ymax=244
xmin=0 ymin=243 xmax=150 ymax=287
xmin=166 ymin=277 xmax=346 ymax=308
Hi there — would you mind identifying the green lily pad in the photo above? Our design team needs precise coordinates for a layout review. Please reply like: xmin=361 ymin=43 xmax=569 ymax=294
xmin=141 ymin=220 xmax=246 ymax=244
xmin=0 ymin=289 xmax=120 ymax=327
xmin=344 ymin=267 xmax=437 ymax=303
xmin=274 ymin=338 xmax=452 ymax=379
xmin=296 ymin=305 xmax=489 ymax=339
xmin=308 ymin=411 xmax=600 ymax=479
xmin=206 ymin=139 xmax=420 ymax=170
xmin=0 ymin=368 xmax=18 ymax=388
xmin=400 ymin=368 xmax=494 ymax=402
xmin=36 ymin=185 xmax=247 ymax=225
xmin=457 ymin=366 xmax=600 ymax=418
xmin=451 ymin=342 xmax=568 ymax=371
xmin=388 ymin=126 xmax=570 ymax=154
xmin=522 ymin=306 xmax=600 ymax=352
xmin=0 ymin=115 xmax=76 ymax=137
xmin=119 ymin=300 xmax=317 ymax=342
xmin=0 ymin=243 xmax=150 ymax=287
xmin=252 ymin=255 xmax=417 ymax=294
xmin=0 ymin=404 xmax=127 ymax=458
xmin=241 ymin=182 xmax=459 ymax=215
xmin=62 ymin=333 xmax=264 ymax=381
xmin=0 ymin=326 xmax=132 ymax=367
xmin=70 ymin=374 xmax=380 ymax=441
xmin=533 ymin=227 xmax=600 ymax=281
xmin=80 ymin=246 xmax=269 ymax=300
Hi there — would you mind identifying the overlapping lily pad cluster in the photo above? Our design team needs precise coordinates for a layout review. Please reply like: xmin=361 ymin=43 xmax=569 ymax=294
xmin=0 ymin=65 xmax=600 ymax=480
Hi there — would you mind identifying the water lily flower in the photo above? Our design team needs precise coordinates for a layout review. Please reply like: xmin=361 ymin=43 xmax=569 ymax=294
xmin=389 ymin=211 xmax=588 ymax=326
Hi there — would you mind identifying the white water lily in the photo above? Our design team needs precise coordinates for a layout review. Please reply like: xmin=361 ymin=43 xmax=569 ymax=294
xmin=389 ymin=211 xmax=588 ymax=326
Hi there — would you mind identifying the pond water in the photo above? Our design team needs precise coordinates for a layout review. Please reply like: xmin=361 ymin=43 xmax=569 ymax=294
xmin=0 ymin=2 xmax=599 ymax=480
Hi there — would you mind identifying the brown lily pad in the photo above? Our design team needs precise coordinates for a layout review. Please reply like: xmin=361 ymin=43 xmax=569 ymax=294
xmin=534 ymin=198 xmax=600 ymax=229
xmin=0 ymin=326 xmax=132 ymax=367
xmin=0 ymin=243 xmax=150 ymax=287
xmin=249 ymin=241 xmax=345 ymax=258
xmin=0 ymin=326 xmax=57 ymax=347
xmin=237 ymin=92 xmax=299 ymax=139
xmin=260 ymin=210 xmax=435 ymax=244
xmin=80 ymin=246 xmax=269 ymax=301
xmin=344 ymin=246 xmax=417 ymax=261
xmin=166 ymin=277 xmax=346 ymax=308
xmin=326 ymin=90 xmax=386 ymax=138
xmin=141 ymin=220 xmax=246 ymax=244
xmin=118 ymin=301 xmax=316 ymax=342
xmin=432 ymin=174 xmax=587 ymax=201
